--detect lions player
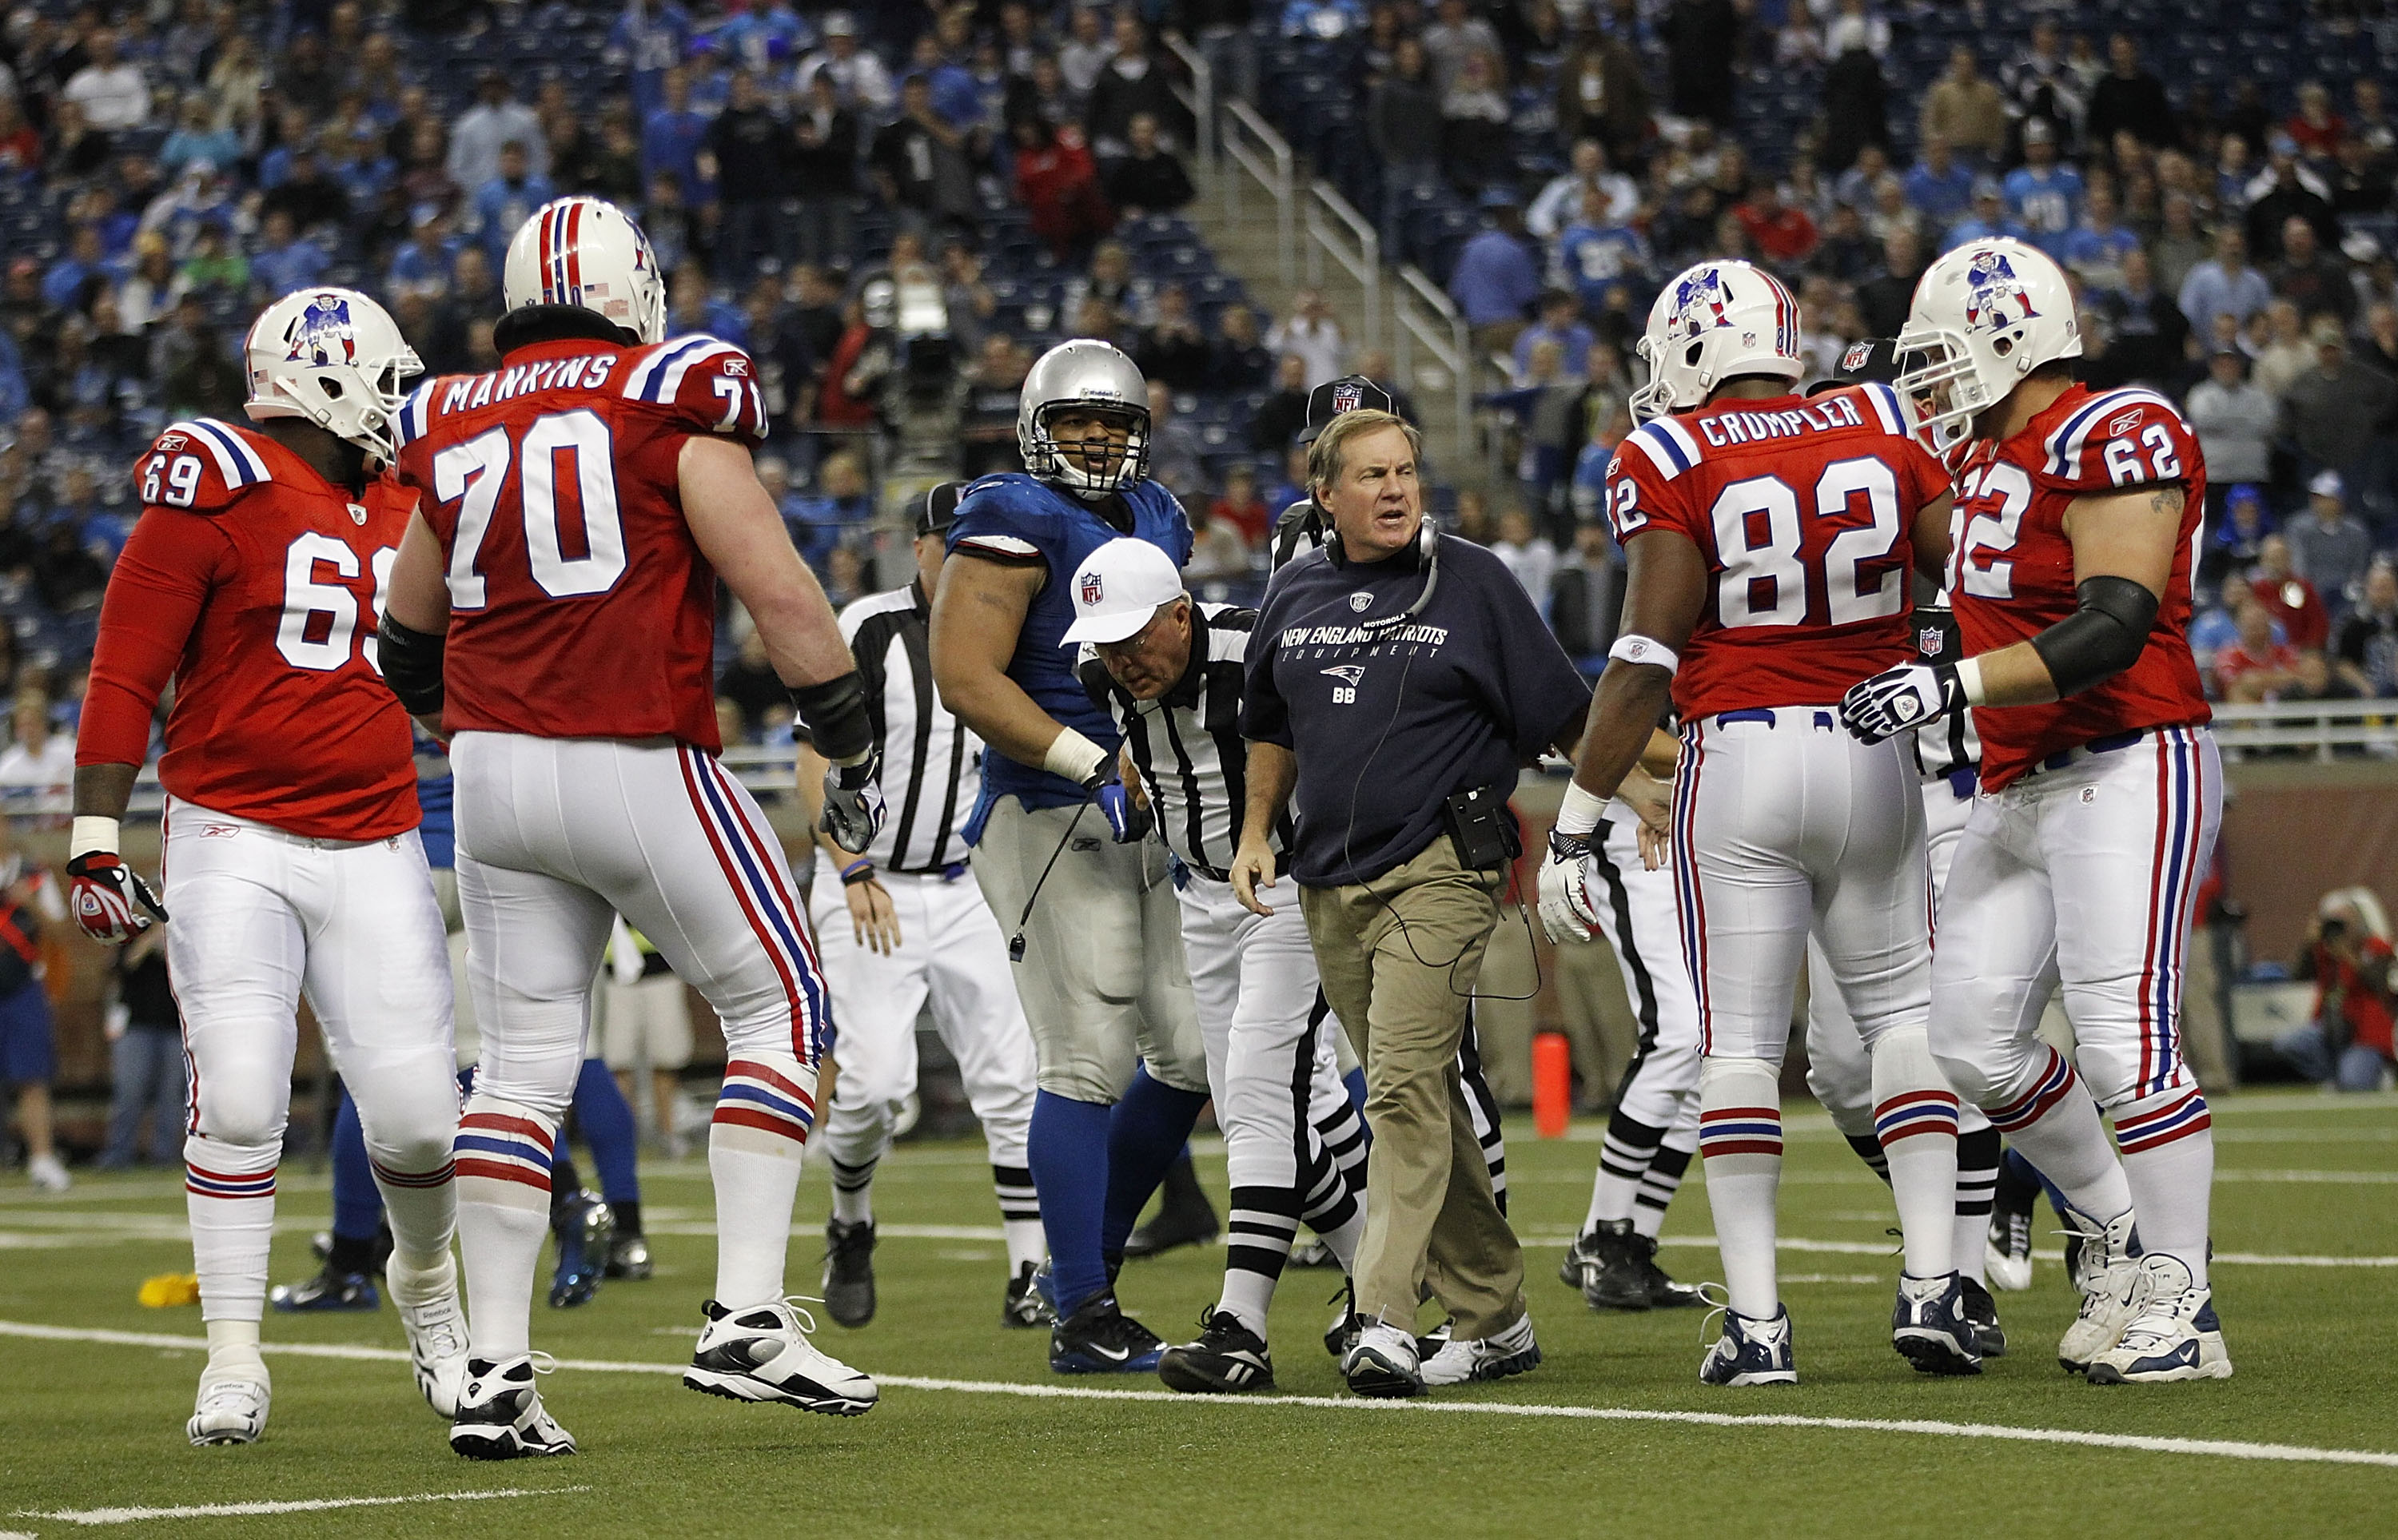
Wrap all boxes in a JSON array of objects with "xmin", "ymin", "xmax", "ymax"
[
  {"xmin": 381, "ymin": 197, "xmax": 882, "ymax": 1455},
  {"xmin": 928, "ymin": 341, "xmax": 1210, "ymax": 1374},
  {"xmin": 72, "ymin": 288, "xmax": 468, "ymax": 1446},
  {"xmin": 1542, "ymin": 261, "xmax": 1974, "ymax": 1385},
  {"xmin": 1843, "ymin": 238, "xmax": 2227, "ymax": 1383}
]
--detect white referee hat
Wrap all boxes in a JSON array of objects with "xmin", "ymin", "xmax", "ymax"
[{"xmin": 1059, "ymin": 537, "xmax": 1187, "ymax": 645}]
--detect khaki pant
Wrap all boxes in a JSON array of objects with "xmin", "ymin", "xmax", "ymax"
[{"xmin": 1300, "ymin": 838, "xmax": 1524, "ymax": 1339}]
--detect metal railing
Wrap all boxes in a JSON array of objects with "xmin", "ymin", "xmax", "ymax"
[
  {"xmin": 1393, "ymin": 262, "xmax": 1472, "ymax": 454},
  {"xmin": 1303, "ymin": 179, "xmax": 1380, "ymax": 355},
  {"xmin": 1161, "ymin": 33, "xmax": 1217, "ymax": 174},
  {"xmin": 1219, "ymin": 98, "xmax": 1295, "ymax": 285},
  {"xmin": 2209, "ymin": 699, "xmax": 2398, "ymax": 761}
]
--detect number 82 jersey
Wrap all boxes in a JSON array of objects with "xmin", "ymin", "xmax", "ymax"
[
  {"xmin": 78, "ymin": 418, "xmax": 420, "ymax": 840},
  {"xmin": 1604, "ymin": 382, "xmax": 1951, "ymax": 718},
  {"xmin": 1946, "ymin": 384, "xmax": 2209, "ymax": 789}
]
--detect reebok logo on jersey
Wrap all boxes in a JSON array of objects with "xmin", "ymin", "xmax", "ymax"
[{"xmin": 2109, "ymin": 411, "xmax": 2145, "ymax": 437}]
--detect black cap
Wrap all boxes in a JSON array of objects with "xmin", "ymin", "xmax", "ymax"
[
  {"xmin": 917, "ymin": 480, "xmax": 964, "ymax": 539},
  {"xmin": 1803, "ymin": 337, "xmax": 1900, "ymax": 397},
  {"xmin": 1297, "ymin": 374, "xmax": 1396, "ymax": 444}
]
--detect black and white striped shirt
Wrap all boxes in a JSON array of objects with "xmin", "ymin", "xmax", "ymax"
[
  {"xmin": 1268, "ymin": 497, "xmax": 1327, "ymax": 574},
  {"xmin": 1078, "ymin": 603, "xmax": 1291, "ymax": 880},
  {"xmin": 840, "ymin": 582, "xmax": 981, "ymax": 873}
]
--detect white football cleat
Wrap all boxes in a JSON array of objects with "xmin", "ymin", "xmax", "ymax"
[
  {"xmin": 2085, "ymin": 1253, "xmax": 2233, "ymax": 1384},
  {"xmin": 388, "ymin": 1255, "xmax": 472, "ymax": 1419},
  {"xmin": 1985, "ymin": 1208, "xmax": 2034, "ymax": 1292},
  {"xmin": 1419, "ymin": 1312, "xmax": 1541, "ymax": 1387},
  {"xmin": 187, "ymin": 1367, "xmax": 271, "ymax": 1446},
  {"xmin": 28, "ymin": 1152, "xmax": 70, "ymax": 1192},
  {"xmin": 448, "ymin": 1355, "xmax": 576, "ymax": 1459},
  {"xmin": 2057, "ymin": 1208, "xmax": 2143, "ymax": 1374},
  {"xmin": 1340, "ymin": 1321, "xmax": 1424, "ymax": 1398},
  {"xmin": 683, "ymin": 1299, "xmax": 878, "ymax": 1415}
]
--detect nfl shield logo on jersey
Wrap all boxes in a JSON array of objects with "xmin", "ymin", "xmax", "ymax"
[
  {"xmin": 1348, "ymin": 592, "xmax": 1372, "ymax": 612},
  {"xmin": 1962, "ymin": 251, "xmax": 2038, "ymax": 332},
  {"xmin": 1080, "ymin": 570, "xmax": 1105, "ymax": 606},
  {"xmin": 1918, "ymin": 625, "xmax": 1946, "ymax": 658},
  {"xmin": 285, "ymin": 293, "xmax": 360, "ymax": 365}
]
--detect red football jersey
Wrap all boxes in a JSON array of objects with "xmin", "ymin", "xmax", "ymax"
[
  {"xmin": 390, "ymin": 332, "xmax": 769, "ymax": 750},
  {"xmin": 1605, "ymin": 383, "xmax": 1950, "ymax": 718},
  {"xmin": 1948, "ymin": 384, "xmax": 2210, "ymax": 789},
  {"xmin": 78, "ymin": 419, "xmax": 420, "ymax": 840}
]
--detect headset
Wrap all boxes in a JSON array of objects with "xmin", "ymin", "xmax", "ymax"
[{"xmin": 1322, "ymin": 511, "xmax": 1443, "ymax": 632}]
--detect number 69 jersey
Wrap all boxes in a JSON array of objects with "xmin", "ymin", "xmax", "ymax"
[
  {"xmin": 1604, "ymin": 382, "xmax": 1950, "ymax": 717},
  {"xmin": 1945, "ymin": 384, "xmax": 2210, "ymax": 789},
  {"xmin": 389, "ymin": 332, "xmax": 768, "ymax": 750},
  {"xmin": 78, "ymin": 419, "xmax": 420, "ymax": 839}
]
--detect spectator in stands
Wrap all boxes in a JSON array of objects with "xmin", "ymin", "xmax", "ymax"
[
  {"xmin": 1734, "ymin": 177, "xmax": 1818, "ymax": 267},
  {"xmin": 783, "ymin": 448, "xmax": 871, "ymax": 579},
  {"xmin": 249, "ymin": 209, "xmax": 327, "ymax": 302},
  {"xmin": 2272, "ymin": 217, "xmax": 2356, "ymax": 327},
  {"xmin": 874, "ymin": 73, "xmax": 978, "ymax": 243},
  {"xmin": 2287, "ymin": 470, "xmax": 2374, "ymax": 609},
  {"xmin": 1086, "ymin": 14, "xmax": 1185, "ymax": 161},
  {"xmin": 1530, "ymin": 138, "xmax": 1639, "ymax": 244},
  {"xmin": 2283, "ymin": 320, "xmax": 2397, "ymax": 488},
  {"xmin": 1450, "ymin": 190, "xmax": 1544, "ymax": 353},
  {"xmin": 607, "ymin": 0, "xmax": 695, "ymax": 121},
  {"xmin": 1663, "ymin": 0, "xmax": 1738, "ymax": 128},
  {"xmin": 2002, "ymin": 18, "xmax": 2083, "ymax": 145},
  {"xmin": 1440, "ymin": 49, "xmax": 1512, "ymax": 193},
  {"xmin": 1209, "ymin": 461, "xmax": 1271, "ymax": 549},
  {"xmin": 1808, "ymin": 201, "xmax": 1876, "ymax": 285},
  {"xmin": 1553, "ymin": 32, "xmax": 1648, "ymax": 171},
  {"xmin": 62, "ymin": 27, "xmax": 149, "ymax": 133},
  {"xmin": 2083, "ymin": 32, "xmax": 2176, "ymax": 153},
  {"xmin": 1488, "ymin": 338, "xmax": 1580, "ymax": 519},
  {"xmin": 449, "ymin": 71, "xmax": 544, "ymax": 197},
  {"xmin": 1920, "ymin": 46, "xmax": 2007, "ymax": 165},
  {"xmin": 2198, "ymin": 483, "xmax": 2274, "ymax": 591},
  {"xmin": 2004, "ymin": 118, "xmax": 2081, "ymax": 254},
  {"xmin": 2277, "ymin": 889, "xmax": 2396, "ymax": 1092},
  {"xmin": 787, "ymin": 72, "xmax": 860, "ymax": 271},
  {"xmin": 1146, "ymin": 380, "xmax": 1206, "ymax": 497},
  {"xmin": 2251, "ymin": 532, "xmax": 2332, "ymax": 653},
  {"xmin": 0, "ymin": 685, "xmax": 70, "ymax": 789},
  {"xmin": 1942, "ymin": 177, "xmax": 2027, "ymax": 253},
  {"xmin": 2328, "ymin": 134, "xmax": 2393, "ymax": 220},
  {"xmin": 1210, "ymin": 302, "xmax": 1273, "ymax": 391},
  {"xmin": 0, "ymin": 826, "xmax": 67, "ymax": 1191},
  {"xmin": 2287, "ymin": 81, "xmax": 2348, "ymax": 161},
  {"xmin": 2353, "ymin": 78, "xmax": 2396, "ymax": 159},
  {"xmin": 1554, "ymin": 185, "xmax": 1650, "ymax": 315},
  {"xmin": 1250, "ymin": 352, "xmax": 1313, "ymax": 452},
  {"xmin": 1103, "ymin": 111, "xmax": 1195, "ymax": 218},
  {"xmin": 2150, "ymin": 193, "xmax": 2212, "ymax": 305},
  {"xmin": 1899, "ymin": 133, "xmax": 1974, "ymax": 228},
  {"xmin": 2187, "ymin": 349, "xmax": 2276, "ymax": 512},
  {"xmin": 1852, "ymin": 225, "xmax": 1922, "ymax": 339},
  {"xmin": 1818, "ymin": 6, "xmax": 1889, "ymax": 175},
  {"xmin": 1134, "ymin": 281, "xmax": 1211, "ymax": 392},
  {"xmin": 1267, "ymin": 289, "xmax": 1345, "ymax": 387},
  {"xmin": 469, "ymin": 141, "xmax": 555, "ymax": 269},
  {"xmin": 2245, "ymin": 139, "xmax": 2337, "ymax": 263},
  {"xmin": 157, "ymin": 94, "xmax": 236, "ymax": 178},
  {"xmin": 2213, "ymin": 589, "xmax": 2303, "ymax": 702},
  {"xmin": 2181, "ymin": 224, "xmax": 2274, "ymax": 339},
  {"xmin": 1491, "ymin": 503, "xmax": 1559, "ymax": 612},
  {"xmin": 2061, "ymin": 184, "xmax": 2138, "ymax": 292},
  {"xmin": 2334, "ymin": 559, "xmax": 2398, "ymax": 697},
  {"xmin": 157, "ymin": 299, "xmax": 241, "ymax": 418},
  {"xmin": 1368, "ymin": 37, "xmax": 1444, "ymax": 249},
  {"xmin": 258, "ymin": 146, "xmax": 352, "ymax": 240},
  {"xmin": 1011, "ymin": 112, "xmax": 1112, "ymax": 262},
  {"xmin": 641, "ymin": 66, "xmax": 711, "ymax": 204},
  {"xmin": 2250, "ymin": 300, "xmax": 2314, "ymax": 403},
  {"xmin": 710, "ymin": 70, "xmax": 788, "ymax": 284},
  {"xmin": 1058, "ymin": 4, "xmax": 1115, "ymax": 102},
  {"xmin": 797, "ymin": 11, "xmax": 894, "ymax": 114},
  {"xmin": 1513, "ymin": 289, "xmax": 1595, "ymax": 385},
  {"xmin": 1421, "ymin": 0, "xmax": 1501, "ymax": 97},
  {"xmin": 1186, "ymin": 498, "xmax": 1252, "ymax": 583},
  {"xmin": 959, "ymin": 332, "xmax": 1030, "ymax": 477}
]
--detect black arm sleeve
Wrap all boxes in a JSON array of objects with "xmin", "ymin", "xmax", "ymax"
[
  {"xmin": 791, "ymin": 671, "xmax": 874, "ymax": 762},
  {"xmin": 376, "ymin": 614, "xmax": 446, "ymax": 717},
  {"xmin": 2027, "ymin": 575, "xmax": 2160, "ymax": 698}
]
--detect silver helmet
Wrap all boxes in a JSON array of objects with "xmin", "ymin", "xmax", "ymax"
[{"xmin": 1016, "ymin": 339, "xmax": 1151, "ymax": 497}]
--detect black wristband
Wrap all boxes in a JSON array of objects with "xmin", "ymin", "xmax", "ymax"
[
  {"xmin": 377, "ymin": 613, "xmax": 446, "ymax": 717},
  {"xmin": 2028, "ymin": 575, "xmax": 2158, "ymax": 698},
  {"xmin": 839, "ymin": 858, "xmax": 876, "ymax": 886},
  {"xmin": 791, "ymin": 671, "xmax": 874, "ymax": 762}
]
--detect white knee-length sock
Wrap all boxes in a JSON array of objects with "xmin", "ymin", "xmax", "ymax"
[
  {"xmin": 452, "ymin": 1094, "xmax": 557, "ymax": 1363},
  {"xmin": 1698, "ymin": 1057, "xmax": 1783, "ymax": 1319},
  {"xmin": 1983, "ymin": 1045, "xmax": 2132, "ymax": 1224},
  {"xmin": 185, "ymin": 1136, "xmax": 277, "ymax": 1368},
  {"xmin": 710, "ymin": 1053, "xmax": 815, "ymax": 1309},
  {"xmin": 1870, "ymin": 1026, "xmax": 1959, "ymax": 1279},
  {"xmin": 2113, "ymin": 1083, "xmax": 2215, "ymax": 1287}
]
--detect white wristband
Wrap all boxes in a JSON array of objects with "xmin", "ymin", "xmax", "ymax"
[
  {"xmin": 1042, "ymin": 727, "xmax": 1109, "ymax": 786},
  {"xmin": 1607, "ymin": 634, "xmax": 1680, "ymax": 675},
  {"xmin": 1555, "ymin": 780, "xmax": 1609, "ymax": 838},
  {"xmin": 1956, "ymin": 655, "xmax": 1987, "ymax": 707},
  {"xmin": 71, "ymin": 817, "xmax": 121, "ymax": 858}
]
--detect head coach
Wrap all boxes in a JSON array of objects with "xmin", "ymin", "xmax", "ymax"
[{"xmin": 1229, "ymin": 409, "xmax": 1592, "ymax": 1396}]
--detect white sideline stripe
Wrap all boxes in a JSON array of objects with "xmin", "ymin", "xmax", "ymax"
[
  {"xmin": 9, "ymin": 1321, "xmax": 2398, "ymax": 1470},
  {"xmin": 18, "ymin": 1488, "xmax": 589, "ymax": 1526}
]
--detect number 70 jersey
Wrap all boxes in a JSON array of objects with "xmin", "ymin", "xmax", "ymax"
[
  {"xmin": 1604, "ymin": 383, "xmax": 1951, "ymax": 718},
  {"xmin": 391, "ymin": 332, "xmax": 768, "ymax": 751}
]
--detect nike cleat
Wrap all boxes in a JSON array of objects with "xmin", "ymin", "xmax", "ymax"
[
  {"xmin": 548, "ymin": 1190, "xmax": 611, "ymax": 1309},
  {"xmin": 822, "ymin": 1218, "xmax": 876, "ymax": 1327},
  {"xmin": 1958, "ymin": 1273, "xmax": 2007, "ymax": 1358},
  {"xmin": 604, "ymin": 1234, "xmax": 654, "ymax": 1280},
  {"xmin": 1158, "ymin": 1308, "xmax": 1276, "ymax": 1394},
  {"xmin": 1002, "ymin": 1263, "xmax": 1053, "ymax": 1329},
  {"xmin": 1699, "ymin": 1304, "xmax": 1798, "ymax": 1387},
  {"xmin": 1049, "ymin": 1291, "xmax": 1165, "ymax": 1375},
  {"xmin": 2086, "ymin": 1254, "xmax": 2233, "ymax": 1384},
  {"xmin": 1891, "ymin": 1272, "xmax": 1983, "ymax": 1376},
  {"xmin": 2057, "ymin": 1208, "xmax": 2143, "ymax": 1374},
  {"xmin": 1986, "ymin": 1208, "xmax": 2035, "ymax": 1293},
  {"xmin": 684, "ymin": 1299, "xmax": 878, "ymax": 1415}
]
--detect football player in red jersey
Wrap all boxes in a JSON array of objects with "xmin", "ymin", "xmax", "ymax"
[
  {"xmin": 70, "ymin": 288, "xmax": 468, "ymax": 1447},
  {"xmin": 378, "ymin": 197, "xmax": 884, "ymax": 1458},
  {"xmin": 1538, "ymin": 261, "xmax": 1977, "ymax": 1386},
  {"xmin": 1841, "ymin": 238, "xmax": 2228, "ymax": 1385}
]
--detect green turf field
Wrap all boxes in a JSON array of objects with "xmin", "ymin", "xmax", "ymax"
[{"xmin": 4, "ymin": 1090, "xmax": 2395, "ymax": 1538}]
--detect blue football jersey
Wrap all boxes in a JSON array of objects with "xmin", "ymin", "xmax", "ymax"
[{"xmin": 946, "ymin": 472, "xmax": 1193, "ymax": 822}]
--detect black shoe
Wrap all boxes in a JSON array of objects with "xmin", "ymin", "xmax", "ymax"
[
  {"xmin": 1120, "ymin": 1153, "xmax": 1221, "ymax": 1259},
  {"xmin": 548, "ymin": 1192, "xmax": 611, "ymax": 1308},
  {"xmin": 1323, "ymin": 1279, "xmax": 1361, "ymax": 1359},
  {"xmin": 822, "ymin": 1219, "xmax": 877, "ymax": 1328},
  {"xmin": 1575, "ymin": 1220, "xmax": 1654, "ymax": 1311},
  {"xmin": 269, "ymin": 1263, "xmax": 380, "ymax": 1312},
  {"xmin": 1158, "ymin": 1308, "xmax": 1276, "ymax": 1394},
  {"xmin": 1558, "ymin": 1231, "xmax": 1602, "ymax": 1291},
  {"xmin": 1958, "ymin": 1273, "xmax": 2007, "ymax": 1357},
  {"xmin": 1049, "ymin": 1291, "xmax": 1165, "ymax": 1374},
  {"xmin": 603, "ymin": 1234, "xmax": 654, "ymax": 1280},
  {"xmin": 1002, "ymin": 1263, "xmax": 1054, "ymax": 1329},
  {"xmin": 1634, "ymin": 1232, "xmax": 1706, "ymax": 1308}
]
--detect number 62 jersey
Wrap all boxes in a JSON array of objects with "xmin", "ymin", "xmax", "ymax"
[
  {"xmin": 78, "ymin": 418, "xmax": 420, "ymax": 840},
  {"xmin": 1944, "ymin": 384, "xmax": 2209, "ymax": 790}
]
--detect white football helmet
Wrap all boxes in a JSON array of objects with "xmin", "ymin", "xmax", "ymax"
[
  {"xmin": 1017, "ymin": 339, "xmax": 1151, "ymax": 496},
  {"xmin": 1630, "ymin": 260, "xmax": 1804, "ymax": 421},
  {"xmin": 243, "ymin": 287, "xmax": 422, "ymax": 465},
  {"xmin": 502, "ymin": 196, "xmax": 667, "ymax": 345},
  {"xmin": 1895, "ymin": 237, "xmax": 2081, "ymax": 452}
]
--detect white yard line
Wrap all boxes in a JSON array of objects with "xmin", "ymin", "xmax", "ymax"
[
  {"xmin": 6, "ymin": 1320, "xmax": 2396, "ymax": 1472},
  {"xmin": 17, "ymin": 1488, "xmax": 589, "ymax": 1526}
]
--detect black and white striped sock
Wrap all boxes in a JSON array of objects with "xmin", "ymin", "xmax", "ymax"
[
  {"xmin": 1631, "ymin": 1142, "xmax": 1694, "ymax": 1240},
  {"xmin": 1221, "ymin": 1187, "xmax": 1302, "ymax": 1334},
  {"xmin": 992, "ymin": 1162, "xmax": 1044, "ymax": 1275},
  {"xmin": 1584, "ymin": 1112, "xmax": 1667, "ymax": 1232},
  {"xmin": 1846, "ymin": 1132, "xmax": 1892, "ymax": 1184},
  {"xmin": 1953, "ymin": 1127, "xmax": 2000, "ymax": 1285},
  {"xmin": 829, "ymin": 1155, "xmax": 876, "ymax": 1226}
]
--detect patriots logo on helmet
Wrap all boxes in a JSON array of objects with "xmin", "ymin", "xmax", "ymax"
[
  {"xmin": 1671, "ymin": 267, "xmax": 1732, "ymax": 332},
  {"xmin": 1962, "ymin": 251, "xmax": 2038, "ymax": 332},
  {"xmin": 1331, "ymin": 382, "xmax": 1364, "ymax": 412},
  {"xmin": 1080, "ymin": 571, "xmax": 1105, "ymax": 605},
  {"xmin": 285, "ymin": 293, "xmax": 359, "ymax": 364}
]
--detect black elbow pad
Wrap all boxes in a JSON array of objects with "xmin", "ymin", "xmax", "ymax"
[
  {"xmin": 2028, "ymin": 575, "xmax": 2159, "ymax": 698},
  {"xmin": 791, "ymin": 671, "xmax": 874, "ymax": 762},
  {"xmin": 376, "ymin": 614, "xmax": 446, "ymax": 717}
]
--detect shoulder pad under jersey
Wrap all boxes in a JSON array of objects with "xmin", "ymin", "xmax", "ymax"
[{"xmin": 134, "ymin": 420, "xmax": 274, "ymax": 515}]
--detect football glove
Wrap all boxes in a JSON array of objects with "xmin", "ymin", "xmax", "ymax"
[
  {"xmin": 1535, "ymin": 829, "xmax": 1603, "ymax": 945},
  {"xmin": 1839, "ymin": 662, "xmax": 1966, "ymax": 746},
  {"xmin": 1093, "ymin": 770, "xmax": 1153, "ymax": 845},
  {"xmin": 819, "ymin": 752, "xmax": 887, "ymax": 854},
  {"xmin": 66, "ymin": 850, "xmax": 168, "ymax": 944}
]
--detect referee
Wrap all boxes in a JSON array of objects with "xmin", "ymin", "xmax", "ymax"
[
  {"xmin": 1234, "ymin": 408, "xmax": 1592, "ymax": 1398},
  {"xmin": 799, "ymin": 482, "xmax": 1046, "ymax": 1334},
  {"xmin": 1062, "ymin": 536, "xmax": 1370, "ymax": 1395}
]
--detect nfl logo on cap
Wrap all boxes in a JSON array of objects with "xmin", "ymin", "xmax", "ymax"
[
  {"xmin": 1842, "ymin": 341, "xmax": 1874, "ymax": 374},
  {"xmin": 1331, "ymin": 381, "xmax": 1364, "ymax": 412},
  {"xmin": 1081, "ymin": 571, "xmax": 1105, "ymax": 605}
]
